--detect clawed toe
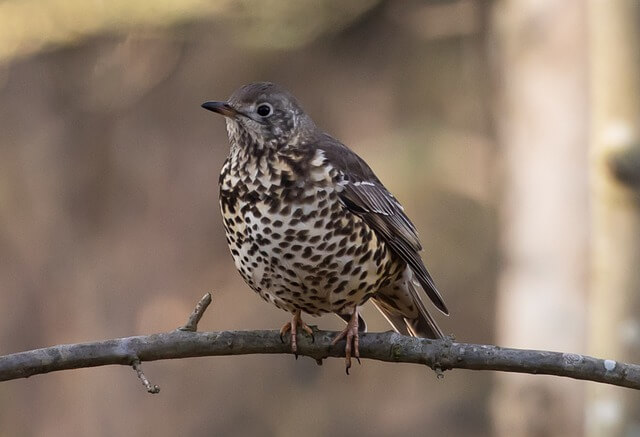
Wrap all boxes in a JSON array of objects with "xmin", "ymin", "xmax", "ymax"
[
  {"xmin": 332, "ymin": 309, "xmax": 361, "ymax": 374},
  {"xmin": 280, "ymin": 310, "xmax": 314, "ymax": 356}
]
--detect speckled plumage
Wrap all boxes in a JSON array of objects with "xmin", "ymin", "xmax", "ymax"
[{"xmin": 203, "ymin": 82, "xmax": 448, "ymax": 367}]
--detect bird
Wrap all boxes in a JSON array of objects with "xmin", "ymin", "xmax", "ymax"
[{"xmin": 202, "ymin": 82, "xmax": 448, "ymax": 372}]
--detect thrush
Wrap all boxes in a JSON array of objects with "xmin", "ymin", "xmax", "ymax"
[{"xmin": 202, "ymin": 82, "xmax": 449, "ymax": 372}]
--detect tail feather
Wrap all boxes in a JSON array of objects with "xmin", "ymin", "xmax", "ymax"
[
  {"xmin": 370, "ymin": 275, "xmax": 445, "ymax": 339},
  {"xmin": 404, "ymin": 280, "xmax": 444, "ymax": 338},
  {"xmin": 372, "ymin": 303, "xmax": 444, "ymax": 339},
  {"xmin": 404, "ymin": 307, "xmax": 444, "ymax": 339},
  {"xmin": 370, "ymin": 299, "xmax": 412, "ymax": 337}
]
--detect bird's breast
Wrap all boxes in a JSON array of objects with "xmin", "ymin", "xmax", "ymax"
[{"xmin": 218, "ymin": 148, "xmax": 395, "ymax": 315}]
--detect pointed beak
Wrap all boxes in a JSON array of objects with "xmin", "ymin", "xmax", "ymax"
[{"xmin": 201, "ymin": 101, "xmax": 238, "ymax": 118}]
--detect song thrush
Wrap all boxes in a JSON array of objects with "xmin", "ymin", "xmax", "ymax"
[{"xmin": 202, "ymin": 82, "xmax": 449, "ymax": 373}]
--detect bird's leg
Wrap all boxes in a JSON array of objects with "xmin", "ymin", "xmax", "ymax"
[
  {"xmin": 279, "ymin": 309, "xmax": 314, "ymax": 358},
  {"xmin": 331, "ymin": 308, "xmax": 360, "ymax": 374}
]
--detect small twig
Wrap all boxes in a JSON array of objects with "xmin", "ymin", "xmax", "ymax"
[
  {"xmin": 178, "ymin": 292, "xmax": 212, "ymax": 332},
  {"xmin": 131, "ymin": 358, "xmax": 160, "ymax": 394}
]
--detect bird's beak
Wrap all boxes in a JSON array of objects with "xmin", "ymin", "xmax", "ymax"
[{"xmin": 201, "ymin": 101, "xmax": 238, "ymax": 118}]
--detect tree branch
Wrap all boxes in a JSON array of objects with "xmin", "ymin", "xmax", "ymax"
[
  {"xmin": 131, "ymin": 358, "xmax": 160, "ymax": 394},
  {"xmin": 178, "ymin": 293, "xmax": 212, "ymax": 332},
  {"xmin": 1, "ymin": 293, "xmax": 639, "ymax": 391},
  {"xmin": 1, "ymin": 329, "xmax": 639, "ymax": 390}
]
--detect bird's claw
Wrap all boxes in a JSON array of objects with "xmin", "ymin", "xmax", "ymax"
[
  {"xmin": 279, "ymin": 322, "xmax": 291, "ymax": 345},
  {"xmin": 279, "ymin": 311, "xmax": 313, "ymax": 358},
  {"xmin": 332, "ymin": 310, "xmax": 360, "ymax": 374}
]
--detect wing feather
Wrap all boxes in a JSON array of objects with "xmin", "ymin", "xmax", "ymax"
[{"xmin": 317, "ymin": 134, "xmax": 449, "ymax": 315}]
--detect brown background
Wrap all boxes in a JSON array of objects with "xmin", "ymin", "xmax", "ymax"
[{"xmin": 4, "ymin": 1, "xmax": 635, "ymax": 436}]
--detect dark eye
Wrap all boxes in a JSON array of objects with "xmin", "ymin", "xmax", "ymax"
[{"xmin": 256, "ymin": 104, "xmax": 272, "ymax": 117}]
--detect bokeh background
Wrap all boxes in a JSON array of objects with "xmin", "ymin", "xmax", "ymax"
[{"xmin": 1, "ymin": 1, "xmax": 639, "ymax": 436}]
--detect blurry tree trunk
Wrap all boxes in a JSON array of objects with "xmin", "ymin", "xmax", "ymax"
[
  {"xmin": 489, "ymin": 1, "xmax": 589, "ymax": 436},
  {"xmin": 587, "ymin": 1, "xmax": 640, "ymax": 435}
]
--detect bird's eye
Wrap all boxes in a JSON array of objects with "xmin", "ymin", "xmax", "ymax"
[{"xmin": 256, "ymin": 103, "xmax": 272, "ymax": 117}]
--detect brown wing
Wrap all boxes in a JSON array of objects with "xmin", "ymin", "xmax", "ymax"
[{"xmin": 316, "ymin": 133, "xmax": 449, "ymax": 315}]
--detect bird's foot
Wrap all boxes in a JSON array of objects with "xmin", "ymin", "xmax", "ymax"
[
  {"xmin": 332, "ymin": 309, "xmax": 360, "ymax": 374},
  {"xmin": 279, "ymin": 310, "xmax": 314, "ymax": 358}
]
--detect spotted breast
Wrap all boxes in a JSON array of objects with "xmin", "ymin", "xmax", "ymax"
[{"xmin": 219, "ymin": 145, "xmax": 403, "ymax": 318}]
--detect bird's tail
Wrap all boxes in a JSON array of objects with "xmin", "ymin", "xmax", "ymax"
[
  {"xmin": 371, "ymin": 280, "xmax": 444, "ymax": 339},
  {"xmin": 405, "ymin": 280, "xmax": 444, "ymax": 338}
]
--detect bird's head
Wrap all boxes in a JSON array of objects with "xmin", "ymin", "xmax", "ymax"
[{"xmin": 202, "ymin": 82, "xmax": 316, "ymax": 149}]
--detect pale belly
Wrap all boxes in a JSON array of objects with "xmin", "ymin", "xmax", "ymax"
[{"xmin": 221, "ymin": 190, "xmax": 397, "ymax": 315}]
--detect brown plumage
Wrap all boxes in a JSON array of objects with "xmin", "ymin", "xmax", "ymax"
[{"xmin": 202, "ymin": 82, "xmax": 448, "ymax": 371}]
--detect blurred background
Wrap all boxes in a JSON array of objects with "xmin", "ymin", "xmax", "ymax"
[{"xmin": 1, "ymin": 0, "xmax": 639, "ymax": 436}]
